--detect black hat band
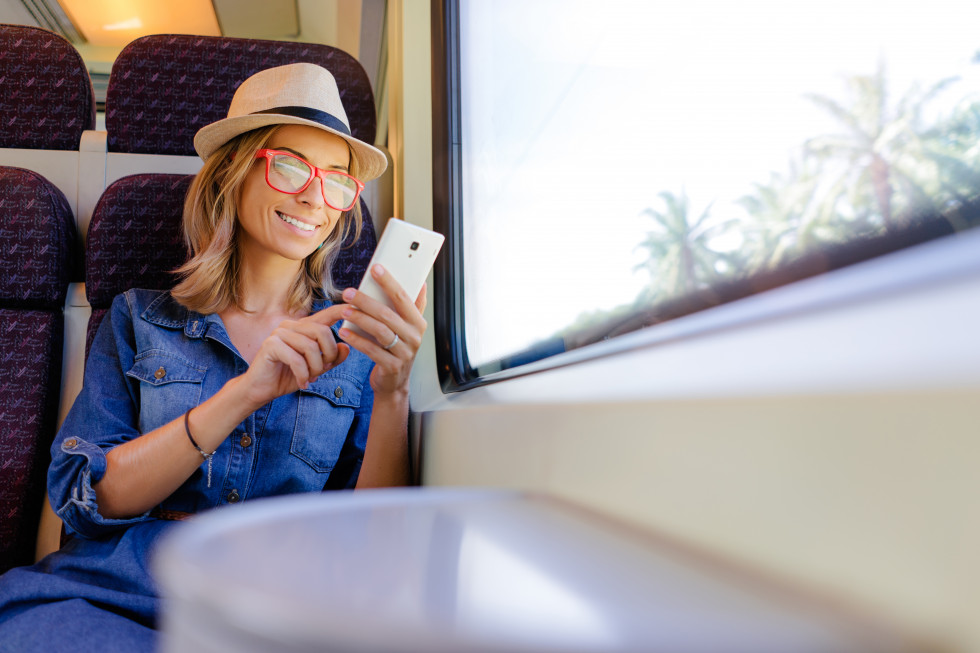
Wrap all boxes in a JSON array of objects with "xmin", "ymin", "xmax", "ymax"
[{"xmin": 252, "ymin": 106, "xmax": 351, "ymax": 137}]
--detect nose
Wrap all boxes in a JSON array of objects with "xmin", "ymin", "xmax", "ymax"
[{"xmin": 297, "ymin": 175, "xmax": 326, "ymax": 208}]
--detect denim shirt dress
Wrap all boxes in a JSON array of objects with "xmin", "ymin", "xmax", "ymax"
[{"xmin": 0, "ymin": 289, "xmax": 374, "ymax": 650}]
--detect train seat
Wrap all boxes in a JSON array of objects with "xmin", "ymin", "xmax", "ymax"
[
  {"xmin": 84, "ymin": 174, "xmax": 193, "ymax": 356},
  {"xmin": 0, "ymin": 23, "xmax": 96, "ymax": 250},
  {"xmin": 106, "ymin": 33, "xmax": 377, "ymax": 158},
  {"xmin": 0, "ymin": 166, "xmax": 76, "ymax": 573},
  {"xmin": 0, "ymin": 24, "xmax": 95, "ymax": 152},
  {"xmin": 84, "ymin": 173, "xmax": 378, "ymax": 354},
  {"xmin": 0, "ymin": 24, "xmax": 98, "ymax": 563}
]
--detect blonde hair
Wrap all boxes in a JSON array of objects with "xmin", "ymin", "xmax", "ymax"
[{"xmin": 171, "ymin": 126, "xmax": 363, "ymax": 315}]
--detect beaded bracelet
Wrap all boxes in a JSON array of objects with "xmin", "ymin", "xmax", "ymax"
[{"xmin": 184, "ymin": 408, "xmax": 214, "ymax": 488}]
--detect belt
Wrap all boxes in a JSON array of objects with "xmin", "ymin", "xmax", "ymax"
[{"xmin": 150, "ymin": 508, "xmax": 194, "ymax": 521}]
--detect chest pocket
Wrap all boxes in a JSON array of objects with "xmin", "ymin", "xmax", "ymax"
[
  {"xmin": 291, "ymin": 375, "xmax": 363, "ymax": 473},
  {"xmin": 127, "ymin": 351, "xmax": 207, "ymax": 434}
]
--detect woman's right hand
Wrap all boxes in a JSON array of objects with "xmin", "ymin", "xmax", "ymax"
[{"xmin": 240, "ymin": 305, "xmax": 350, "ymax": 408}]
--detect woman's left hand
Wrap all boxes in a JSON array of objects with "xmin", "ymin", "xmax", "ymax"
[{"xmin": 338, "ymin": 264, "xmax": 427, "ymax": 396}]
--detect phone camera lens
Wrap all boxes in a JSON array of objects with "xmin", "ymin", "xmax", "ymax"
[{"xmin": 410, "ymin": 241, "xmax": 420, "ymax": 251}]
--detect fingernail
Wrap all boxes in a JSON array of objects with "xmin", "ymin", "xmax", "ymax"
[
  {"xmin": 373, "ymin": 264, "xmax": 385, "ymax": 276},
  {"xmin": 343, "ymin": 288, "xmax": 356, "ymax": 301},
  {"xmin": 342, "ymin": 308, "xmax": 352, "ymax": 318},
  {"xmin": 339, "ymin": 328, "xmax": 351, "ymax": 338}
]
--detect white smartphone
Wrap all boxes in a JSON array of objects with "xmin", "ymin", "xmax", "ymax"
[{"xmin": 340, "ymin": 218, "xmax": 445, "ymax": 342}]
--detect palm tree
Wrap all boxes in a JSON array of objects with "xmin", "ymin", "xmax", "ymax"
[
  {"xmin": 803, "ymin": 61, "xmax": 960, "ymax": 232},
  {"xmin": 738, "ymin": 147, "xmax": 896, "ymax": 270},
  {"xmin": 635, "ymin": 190, "xmax": 736, "ymax": 300},
  {"xmin": 737, "ymin": 156, "xmax": 839, "ymax": 270},
  {"xmin": 923, "ymin": 100, "xmax": 980, "ymax": 201}
]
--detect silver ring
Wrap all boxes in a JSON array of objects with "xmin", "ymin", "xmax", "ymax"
[{"xmin": 383, "ymin": 333, "xmax": 400, "ymax": 350}]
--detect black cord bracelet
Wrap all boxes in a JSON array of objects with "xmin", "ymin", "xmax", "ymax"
[{"xmin": 184, "ymin": 409, "xmax": 214, "ymax": 488}]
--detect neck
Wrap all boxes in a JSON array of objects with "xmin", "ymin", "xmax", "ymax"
[{"xmin": 235, "ymin": 248, "xmax": 306, "ymax": 317}]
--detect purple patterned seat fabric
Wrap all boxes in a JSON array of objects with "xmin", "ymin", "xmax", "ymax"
[
  {"xmin": 106, "ymin": 34, "xmax": 377, "ymax": 156},
  {"xmin": 0, "ymin": 24, "xmax": 95, "ymax": 150},
  {"xmin": 84, "ymin": 174, "xmax": 192, "ymax": 356},
  {"xmin": 0, "ymin": 168, "xmax": 77, "ymax": 306},
  {"xmin": 85, "ymin": 174, "xmax": 377, "ymax": 356},
  {"xmin": 0, "ymin": 167, "xmax": 76, "ymax": 573}
]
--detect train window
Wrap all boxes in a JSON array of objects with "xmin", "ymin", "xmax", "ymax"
[{"xmin": 432, "ymin": 0, "xmax": 980, "ymax": 388}]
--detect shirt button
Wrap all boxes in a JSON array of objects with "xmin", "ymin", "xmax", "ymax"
[
  {"xmin": 64, "ymin": 438, "xmax": 78, "ymax": 449},
  {"xmin": 334, "ymin": 386, "xmax": 343, "ymax": 398},
  {"xmin": 154, "ymin": 367, "xmax": 166, "ymax": 379},
  {"xmin": 227, "ymin": 489, "xmax": 240, "ymax": 503},
  {"xmin": 240, "ymin": 434, "xmax": 252, "ymax": 448}
]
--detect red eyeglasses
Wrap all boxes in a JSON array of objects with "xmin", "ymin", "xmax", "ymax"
[{"xmin": 254, "ymin": 149, "xmax": 364, "ymax": 212}]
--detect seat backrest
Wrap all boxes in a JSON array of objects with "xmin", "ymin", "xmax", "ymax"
[
  {"xmin": 0, "ymin": 24, "xmax": 95, "ymax": 150},
  {"xmin": 105, "ymin": 34, "xmax": 377, "ymax": 156},
  {"xmin": 84, "ymin": 174, "xmax": 192, "ymax": 355},
  {"xmin": 85, "ymin": 174, "xmax": 377, "ymax": 356},
  {"xmin": 0, "ymin": 166, "xmax": 76, "ymax": 573}
]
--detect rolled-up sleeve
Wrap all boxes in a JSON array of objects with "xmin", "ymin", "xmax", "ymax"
[{"xmin": 49, "ymin": 293, "xmax": 151, "ymax": 538}]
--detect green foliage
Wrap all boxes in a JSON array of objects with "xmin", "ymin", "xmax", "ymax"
[
  {"xmin": 633, "ymin": 190, "xmax": 741, "ymax": 301},
  {"xmin": 801, "ymin": 62, "xmax": 963, "ymax": 233}
]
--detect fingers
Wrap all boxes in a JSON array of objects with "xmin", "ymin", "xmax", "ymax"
[
  {"xmin": 338, "ymin": 267, "xmax": 427, "ymax": 345},
  {"xmin": 307, "ymin": 303, "xmax": 349, "ymax": 327},
  {"xmin": 339, "ymin": 302, "xmax": 422, "ymax": 354},
  {"xmin": 243, "ymin": 307, "xmax": 357, "ymax": 406},
  {"xmin": 331, "ymin": 342, "xmax": 351, "ymax": 368},
  {"xmin": 340, "ymin": 315, "xmax": 411, "ymax": 358},
  {"xmin": 259, "ymin": 334, "xmax": 316, "ymax": 390},
  {"xmin": 266, "ymin": 315, "xmax": 349, "ymax": 387},
  {"xmin": 352, "ymin": 265, "xmax": 427, "ymax": 330},
  {"xmin": 333, "ymin": 268, "xmax": 430, "ymax": 395},
  {"xmin": 278, "ymin": 320, "xmax": 334, "ymax": 364},
  {"xmin": 337, "ymin": 320, "xmax": 394, "ymax": 360}
]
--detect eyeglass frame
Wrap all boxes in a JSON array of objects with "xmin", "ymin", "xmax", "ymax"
[{"xmin": 253, "ymin": 148, "xmax": 365, "ymax": 212}]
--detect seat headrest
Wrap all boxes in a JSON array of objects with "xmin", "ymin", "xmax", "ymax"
[
  {"xmin": 106, "ymin": 34, "xmax": 377, "ymax": 156},
  {"xmin": 0, "ymin": 24, "xmax": 95, "ymax": 150}
]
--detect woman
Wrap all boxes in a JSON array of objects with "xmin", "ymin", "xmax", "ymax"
[{"xmin": 0, "ymin": 63, "xmax": 424, "ymax": 651}]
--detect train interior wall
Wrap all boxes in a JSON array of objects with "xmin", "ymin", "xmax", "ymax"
[{"xmin": 389, "ymin": 4, "xmax": 980, "ymax": 651}]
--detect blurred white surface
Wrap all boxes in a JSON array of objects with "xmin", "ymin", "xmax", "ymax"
[{"xmin": 154, "ymin": 488, "xmax": 911, "ymax": 652}]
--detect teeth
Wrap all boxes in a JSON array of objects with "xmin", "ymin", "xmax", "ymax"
[{"xmin": 278, "ymin": 212, "xmax": 316, "ymax": 232}]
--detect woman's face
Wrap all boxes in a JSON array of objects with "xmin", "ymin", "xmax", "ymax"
[{"xmin": 236, "ymin": 124, "xmax": 352, "ymax": 266}]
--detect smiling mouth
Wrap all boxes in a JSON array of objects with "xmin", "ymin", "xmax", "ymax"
[{"xmin": 277, "ymin": 211, "xmax": 317, "ymax": 232}]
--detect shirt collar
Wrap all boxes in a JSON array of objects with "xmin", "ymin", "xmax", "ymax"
[{"xmin": 139, "ymin": 291, "xmax": 204, "ymax": 336}]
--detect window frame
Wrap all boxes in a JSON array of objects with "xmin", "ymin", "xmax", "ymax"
[{"xmin": 431, "ymin": 0, "xmax": 472, "ymax": 391}]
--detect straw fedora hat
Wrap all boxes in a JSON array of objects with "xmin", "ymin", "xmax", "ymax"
[{"xmin": 193, "ymin": 63, "xmax": 388, "ymax": 181}]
